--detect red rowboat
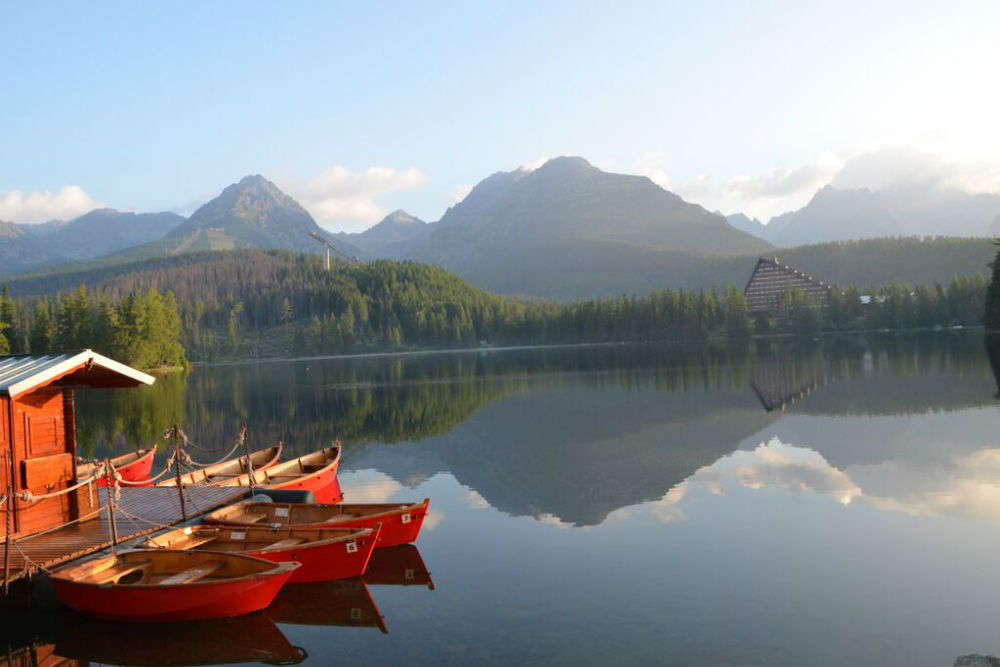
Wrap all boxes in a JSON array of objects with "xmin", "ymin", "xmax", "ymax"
[
  {"xmin": 206, "ymin": 445, "xmax": 342, "ymax": 502},
  {"xmin": 267, "ymin": 578, "xmax": 388, "ymax": 633},
  {"xmin": 78, "ymin": 448, "xmax": 155, "ymax": 488},
  {"xmin": 156, "ymin": 444, "xmax": 283, "ymax": 488},
  {"xmin": 141, "ymin": 523, "xmax": 380, "ymax": 583},
  {"xmin": 50, "ymin": 550, "xmax": 299, "ymax": 622},
  {"xmin": 364, "ymin": 544, "xmax": 435, "ymax": 590},
  {"xmin": 204, "ymin": 498, "xmax": 431, "ymax": 548}
]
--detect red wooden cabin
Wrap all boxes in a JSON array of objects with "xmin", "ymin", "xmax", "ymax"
[{"xmin": 0, "ymin": 350, "xmax": 154, "ymax": 538}]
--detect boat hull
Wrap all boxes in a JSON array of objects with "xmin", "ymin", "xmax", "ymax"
[
  {"xmin": 88, "ymin": 448, "xmax": 156, "ymax": 488},
  {"xmin": 244, "ymin": 527, "xmax": 378, "ymax": 583},
  {"xmin": 52, "ymin": 573, "xmax": 293, "ymax": 621},
  {"xmin": 205, "ymin": 499, "xmax": 430, "ymax": 548},
  {"xmin": 50, "ymin": 552, "xmax": 298, "ymax": 622}
]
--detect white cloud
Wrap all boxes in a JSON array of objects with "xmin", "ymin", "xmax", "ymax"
[
  {"xmin": 465, "ymin": 489, "xmax": 490, "ymax": 509},
  {"xmin": 449, "ymin": 184, "xmax": 473, "ymax": 203},
  {"xmin": 725, "ymin": 154, "xmax": 844, "ymax": 203},
  {"xmin": 283, "ymin": 165, "xmax": 428, "ymax": 232},
  {"xmin": 0, "ymin": 185, "xmax": 103, "ymax": 223},
  {"xmin": 831, "ymin": 146, "xmax": 1000, "ymax": 194}
]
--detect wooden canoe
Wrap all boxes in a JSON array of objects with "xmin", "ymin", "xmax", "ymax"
[
  {"xmin": 205, "ymin": 445, "xmax": 342, "ymax": 502},
  {"xmin": 267, "ymin": 578, "xmax": 388, "ymax": 633},
  {"xmin": 141, "ymin": 523, "xmax": 380, "ymax": 583},
  {"xmin": 78, "ymin": 448, "xmax": 155, "ymax": 488},
  {"xmin": 156, "ymin": 443, "xmax": 283, "ymax": 488},
  {"xmin": 204, "ymin": 498, "xmax": 430, "ymax": 548},
  {"xmin": 50, "ymin": 550, "xmax": 299, "ymax": 622},
  {"xmin": 364, "ymin": 544, "xmax": 435, "ymax": 590}
]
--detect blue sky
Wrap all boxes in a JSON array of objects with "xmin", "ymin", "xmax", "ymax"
[{"xmin": 2, "ymin": 1, "xmax": 998, "ymax": 230}]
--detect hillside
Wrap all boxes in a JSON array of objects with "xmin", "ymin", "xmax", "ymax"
[
  {"xmin": 100, "ymin": 175, "xmax": 361, "ymax": 262},
  {"xmin": 346, "ymin": 157, "xmax": 773, "ymax": 290},
  {"xmin": 29, "ymin": 208, "xmax": 184, "ymax": 260},
  {"xmin": 338, "ymin": 209, "xmax": 430, "ymax": 257},
  {"xmin": 758, "ymin": 184, "xmax": 1000, "ymax": 246}
]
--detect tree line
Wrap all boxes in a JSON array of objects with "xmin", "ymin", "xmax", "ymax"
[
  {"xmin": 0, "ymin": 250, "xmax": 990, "ymax": 364},
  {"xmin": 0, "ymin": 285, "xmax": 186, "ymax": 369}
]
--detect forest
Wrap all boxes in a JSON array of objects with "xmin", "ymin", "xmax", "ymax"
[
  {"xmin": 0, "ymin": 285, "xmax": 186, "ymax": 369},
  {"xmin": 0, "ymin": 249, "xmax": 991, "ymax": 363}
]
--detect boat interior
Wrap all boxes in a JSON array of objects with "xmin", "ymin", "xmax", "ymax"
[
  {"xmin": 53, "ymin": 550, "xmax": 283, "ymax": 586},
  {"xmin": 143, "ymin": 525, "xmax": 373, "ymax": 552},
  {"xmin": 209, "ymin": 500, "xmax": 424, "ymax": 525}
]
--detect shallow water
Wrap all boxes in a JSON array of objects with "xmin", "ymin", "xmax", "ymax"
[{"xmin": 6, "ymin": 333, "xmax": 1000, "ymax": 666}]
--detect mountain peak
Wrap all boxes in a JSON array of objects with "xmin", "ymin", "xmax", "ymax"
[
  {"xmin": 382, "ymin": 209, "xmax": 424, "ymax": 225},
  {"xmin": 533, "ymin": 156, "xmax": 596, "ymax": 175}
]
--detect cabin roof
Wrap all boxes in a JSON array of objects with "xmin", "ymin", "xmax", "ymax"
[{"xmin": 0, "ymin": 350, "xmax": 155, "ymax": 398}]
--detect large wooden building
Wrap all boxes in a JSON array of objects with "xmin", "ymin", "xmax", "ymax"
[
  {"xmin": 0, "ymin": 351, "xmax": 154, "ymax": 538},
  {"xmin": 743, "ymin": 257, "xmax": 832, "ymax": 314}
]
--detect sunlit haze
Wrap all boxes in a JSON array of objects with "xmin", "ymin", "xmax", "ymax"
[{"xmin": 2, "ymin": 2, "xmax": 998, "ymax": 230}]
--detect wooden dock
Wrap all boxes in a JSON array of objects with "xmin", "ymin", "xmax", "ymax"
[{"xmin": 3, "ymin": 486, "xmax": 248, "ymax": 583}]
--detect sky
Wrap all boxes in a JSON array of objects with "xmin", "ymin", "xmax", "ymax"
[{"xmin": 2, "ymin": 1, "xmax": 999, "ymax": 231}]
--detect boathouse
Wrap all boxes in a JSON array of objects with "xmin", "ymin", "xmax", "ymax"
[
  {"xmin": 743, "ymin": 257, "xmax": 832, "ymax": 314},
  {"xmin": 0, "ymin": 351, "xmax": 154, "ymax": 538}
]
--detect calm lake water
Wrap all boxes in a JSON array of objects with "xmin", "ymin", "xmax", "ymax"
[{"xmin": 6, "ymin": 333, "xmax": 1000, "ymax": 666}]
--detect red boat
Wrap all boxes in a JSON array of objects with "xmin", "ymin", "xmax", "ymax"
[
  {"xmin": 77, "ymin": 448, "xmax": 156, "ymax": 488},
  {"xmin": 204, "ymin": 498, "xmax": 431, "ymax": 548},
  {"xmin": 210, "ymin": 445, "xmax": 342, "ymax": 502},
  {"xmin": 364, "ymin": 544, "xmax": 435, "ymax": 589},
  {"xmin": 156, "ymin": 443, "xmax": 283, "ymax": 488},
  {"xmin": 50, "ymin": 550, "xmax": 299, "ymax": 622},
  {"xmin": 141, "ymin": 523, "xmax": 380, "ymax": 583}
]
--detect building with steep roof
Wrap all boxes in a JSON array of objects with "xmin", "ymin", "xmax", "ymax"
[{"xmin": 744, "ymin": 257, "xmax": 832, "ymax": 314}]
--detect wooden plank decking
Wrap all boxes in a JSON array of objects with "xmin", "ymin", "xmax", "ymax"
[{"xmin": 3, "ymin": 486, "xmax": 248, "ymax": 583}]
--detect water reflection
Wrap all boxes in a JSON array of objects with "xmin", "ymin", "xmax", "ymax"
[
  {"xmin": 267, "ymin": 579, "xmax": 388, "ymax": 634},
  {"xmin": 0, "ymin": 610, "xmax": 304, "ymax": 666}
]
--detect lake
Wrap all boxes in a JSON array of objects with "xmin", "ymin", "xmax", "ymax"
[{"xmin": 8, "ymin": 332, "xmax": 1000, "ymax": 666}]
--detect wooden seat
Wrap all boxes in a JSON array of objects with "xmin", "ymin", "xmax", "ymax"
[
  {"xmin": 157, "ymin": 561, "xmax": 224, "ymax": 585},
  {"xmin": 179, "ymin": 535, "xmax": 219, "ymax": 549},
  {"xmin": 263, "ymin": 538, "xmax": 305, "ymax": 550},
  {"xmin": 240, "ymin": 512, "xmax": 268, "ymax": 523},
  {"xmin": 87, "ymin": 560, "xmax": 151, "ymax": 585}
]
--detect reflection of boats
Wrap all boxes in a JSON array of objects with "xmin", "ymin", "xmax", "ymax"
[
  {"xmin": 206, "ymin": 445, "xmax": 342, "ymax": 502},
  {"xmin": 54, "ymin": 611, "xmax": 305, "ymax": 666},
  {"xmin": 364, "ymin": 544, "xmax": 435, "ymax": 590},
  {"xmin": 50, "ymin": 550, "xmax": 299, "ymax": 621},
  {"xmin": 205, "ymin": 498, "xmax": 430, "ymax": 547},
  {"xmin": 267, "ymin": 578, "xmax": 388, "ymax": 633},
  {"xmin": 79, "ymin": 447, "xmax": 155, "ymax": 487},
  {"xmin": 158, "ymin": 444, "xmax": 283, "ymax": 487},
  {"xmin": 142, "ymin": 524, "xmax": 379, "ymax": 582},
  {"xmin": 0, "ymin": 643, "xmax": 80, "ymax": 667}
]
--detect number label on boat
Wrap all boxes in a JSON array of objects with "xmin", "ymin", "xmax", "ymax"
[
  {"xmin": 346, "ymin": 540, "xmax": 357, "ymax": 553},
  {"xmin": 405, "ymin": 568, "xmax": 414, "ymax": 581},
  {"xmin": 274, "ymin": 507, "xmax": 289, "ymax": 518},
  {"xmin": 229, "ymin": 531, "xmax": 246, "ymax": 540},
  {"xmin": 401, "ymin": 513, "xmax": 411, "ymax": 524}
]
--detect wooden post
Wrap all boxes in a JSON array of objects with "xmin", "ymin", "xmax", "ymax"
[
  {"xmin": 105, "ymin": 460, "xmax": 119, "ymax": 548},
  {"xmin": 172, "ymin": 426, "xmax": 187, "ymax": 521},
  {"xmin": 3, "ymin": 465, "xmax": 13, "ymax": 595},
  {"xmin": 241, "ymin": 422, "xmax": 256, "ymax": 494}
]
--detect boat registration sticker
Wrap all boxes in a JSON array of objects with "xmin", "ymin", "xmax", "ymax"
[
  {"xmin": 229, "ymin": 531, "xmax": 246, "ymax": 540},
  {"xmin": 405, "ymin": 568, "xmax": 414, "ymax": 581},
  {"xmin": 350, "ymin": 607, "xmax": 362, "ymax": 621},
  {"xmin": 346, "ymin": 540, "xmax": 357, "ymax": 553},
  {"xmin": 274, "ymin": 507, "xmax": 289, "ymax": 518},
  {"xmin": 401, "ymin": 513, "xmax": 411, "ymax": 524}
]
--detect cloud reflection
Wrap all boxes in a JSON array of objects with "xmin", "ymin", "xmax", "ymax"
[{"xmin": 641, "ymin": 438, "xmax": 1000, "ymax": 525}]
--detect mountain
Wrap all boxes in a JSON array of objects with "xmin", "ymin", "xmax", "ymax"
[
  {"xmin": 760, "ymin": 184, "xmax": 1000, "ymax": 246},
  {"xmin": 725, "ymin": 212, "xmax": 767, "ymax": 238},
  {"xmin": 30, "ymin": 208, "xmax": 185, "ymax": 260},
  {"xmin": 110, "ymin": 175, "xmax": 360, "ymax": 261},
  {"xmin": 0, "ymin": 220, "xmax": 64, "ymax": 274},
  {"xmin": 346, "ymin": 156, "xmax": 772, "ymax": 295},
  {"xmin": 340, "ymin": 209, "xmax": 430, "ymax": 257}
]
